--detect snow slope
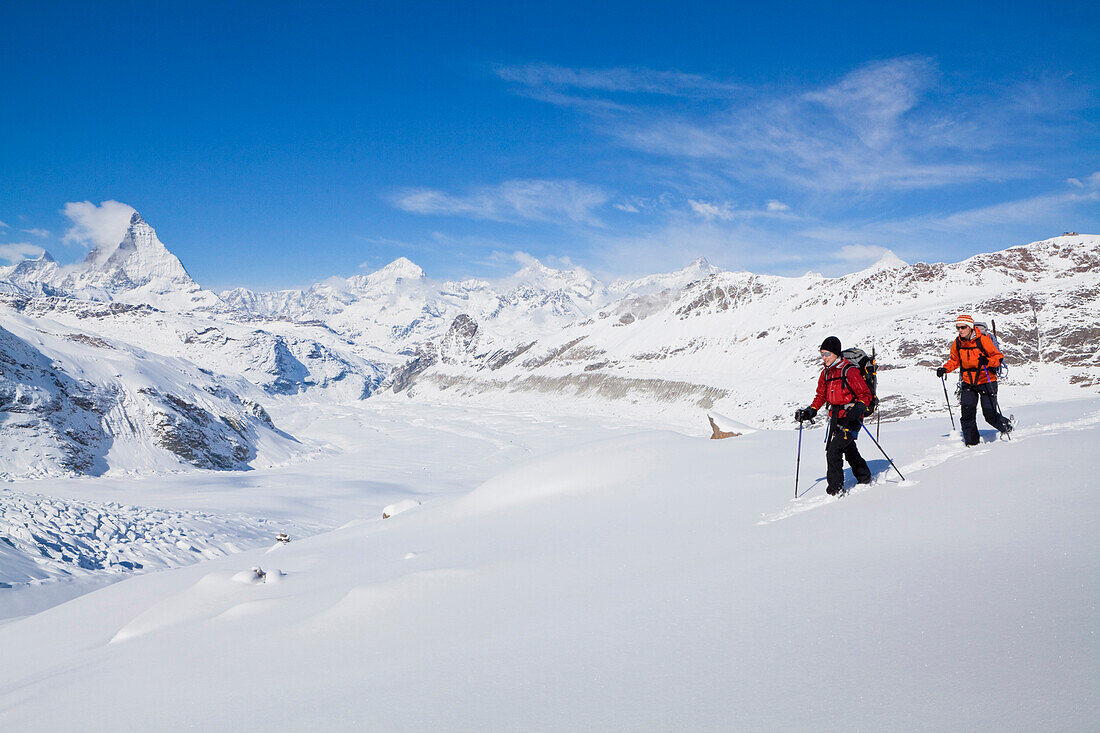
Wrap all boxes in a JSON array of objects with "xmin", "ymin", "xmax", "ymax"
[{"xmin": 1, "ymin": 396, "xmax": 1096, "ymax": 731}]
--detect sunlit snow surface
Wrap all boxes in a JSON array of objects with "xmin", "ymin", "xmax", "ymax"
[{"xmin": 1, "ymin": 394, "xmax": 1097, "ymax": 731}]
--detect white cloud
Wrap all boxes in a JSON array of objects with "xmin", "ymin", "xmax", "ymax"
[
  {"xmin": 795, "ymin": 174, "xmax": 1100, "ymax": 267},
  {"xmin": 1066, "ymin": 171, "xmax": 1100, "ymax": 189},
  {"xmin": 0, "ymin": 219, "xmax": 9, "ymax": 229},
  {"xmin": 21, "ymin": 227, "xmax": 50, "ymax": 238},
  {"xmin": 508, "ymin": 250, "xmax": 576, "ymax": 270},
  {"xmin": 803, "ymin": 56, "xmax": 936, "ymax": 150},
  {"xmin": 510, "ymin": 250, "xmax": 541, "ymax": 268},
  {"xmin": 0, "ymin": 242, "xmax": 45, "ymax": 264},
  {"xmin": 688, "ymin": 198, "xmax": 797, "ymax": 221},
  {"xmin": 506, "ymin": 56, "xmax": 1047, "ymax": 195},
  {"xmin": 897, "ymin": 174, "xmax": 1100, "ymax": 233},
  {"xmin": 393, "ymin": 179, "xmax": 609, "ymax": 226},
  {"xmin": 61, "ymin": 200, "xmax": 137, "ymax": 250},
  {"xmin": 833, "ymin": 244, "xmax": 891, "ymax": 262},
  {"xmin": 688, "ymin": 199, "xmax": 736, "ymax": 221},
  {"xmin": 495, "ymin": 64, "xmax": 740, "ymax": 97},
  {"xmin": 613, "ymin": 202, "xmax": 640, "ymax": 213}
]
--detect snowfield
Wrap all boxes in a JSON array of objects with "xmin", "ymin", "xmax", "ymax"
[
  {"xmin": 2, "ymin": 220, "xmax": 1098, "ymax": 729},
  {"xmin": 1, "ymin": 395, "xmax": 1096, "ymax": 731}
]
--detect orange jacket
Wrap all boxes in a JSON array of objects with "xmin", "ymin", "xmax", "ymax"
[{"xmin": 943, "ymin": 327, "xmax": 1002, "ymax": 385}]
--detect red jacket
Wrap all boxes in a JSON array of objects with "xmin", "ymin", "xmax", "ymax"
[
  {"xmin": 810, "ymin": 359, "xmax": 872, "ymax": 418},
  {"xmin": 943, "ymin": 327, "xmax": 1002, "ymax": 386}
]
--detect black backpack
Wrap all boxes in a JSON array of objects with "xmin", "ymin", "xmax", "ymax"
[{"xmin": 840, "ymin": 347, "xmax": 879, "ymax": 416}]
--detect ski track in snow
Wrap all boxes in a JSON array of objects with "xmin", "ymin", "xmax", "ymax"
[
  {"xmin": 0, "ymin": 490, "xmax": 303, "ymax": 590},
  {"xmin": 757, "ymin": 408, "xmax": 1100, "ymax": 524}
]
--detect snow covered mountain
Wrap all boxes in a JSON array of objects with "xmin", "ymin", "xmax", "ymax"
[
  {"xmin": 390, "ymin": 236, "xmax": 1100, "ymax": 427},
  {"xmin": 2, "ymin": 211, "xmax": 1098, "ymax": 479},
  {"xmin": 1, "ymin": 214, "xmax": 389, "ymax": 406},
  {"xmin": 0, "ymin": 311, "xmax": 306, "ymax": 478},
  {"xmin": 0, "ymin": 213, "xmax": 219, "ymax": 310},
  {"xmin": 221, "ymin": 255, "xmax": 609, "ymax": 354}
]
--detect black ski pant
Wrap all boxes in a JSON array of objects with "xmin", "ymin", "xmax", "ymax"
[
  {"xmin": 826, "ymin": 416, "xmax": 871, "ymax": 491},
  {"xmin": 960, "ymin": 382, "xmax": 1009, "ymax": 445}
]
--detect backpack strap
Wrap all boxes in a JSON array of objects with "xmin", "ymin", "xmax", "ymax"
[
  {"xmin": 973, "ymin": 328, "xmax": 990, "ymax": 358},
  {"xmin": 838, "ymin": 363, "xmax": 861, "ymax": 407},
  {"xmin": 955, "ymin": 335, "xmax": 984, "ymax": 378}
]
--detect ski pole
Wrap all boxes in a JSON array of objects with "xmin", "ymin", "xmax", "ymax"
[
  {"xmin": 794, "ymin": 416, "xmax": 817, "ymax": 498},
  {"xmin": 861, "ymin": 426, "xmax": 906, "ymax": 481},
  {"xmin": 794, "ymin": 419, "xmax": 804, "ymax": 499},
  {"xmin": 940, "ymin": 374, "xmax": 956, "ymax": 430}
]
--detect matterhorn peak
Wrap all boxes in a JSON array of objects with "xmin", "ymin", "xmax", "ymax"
[{"xmin": 54, "ymin": 211, "xmax": 215, "ymax": 308}]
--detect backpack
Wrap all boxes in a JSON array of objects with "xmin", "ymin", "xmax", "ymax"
[
  {"xmin": 840, "ymin": 347, "xmax": 878, "ymax": 416},
  {"xmin": 971, "ymin": 321, "xmax": 1008, "ymax": 378}
]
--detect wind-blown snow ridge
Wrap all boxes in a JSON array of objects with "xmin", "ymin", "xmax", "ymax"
[
  {"xmin": 0, "ymin": 397, "xmax": 1096, "ymax": 730},
  {"xmin": 757, "ymin": 407, "xmax": 1100, "ymax": 524}
]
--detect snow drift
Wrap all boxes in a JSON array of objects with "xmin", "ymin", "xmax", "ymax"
[{"xmin": 0, "ymin": 397, "xmax": 1096, "ymax": 731}]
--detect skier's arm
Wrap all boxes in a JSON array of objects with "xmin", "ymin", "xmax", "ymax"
[
  {"xmin": 809, "ymin": 370, "xmax": 827, "ymax": 410},
  {"xmin": 943, "ymin": 340, "xmax": 960, "ymax": 372}
]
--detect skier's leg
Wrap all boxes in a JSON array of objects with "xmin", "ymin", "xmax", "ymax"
[
  {"xmin": 959, "ymin": 385, "xmax": 980, "ymax": 445},
  {"xmin": 979, "ymin": 383, "xmax": 1009, "ymax": 432},
  {"xmin": 824, "ymin": 423, "xmax": 847, "ymax": 494},
  {"xmin": 844, "ymin": 424, "xmax": 872, "ymax": 483}
]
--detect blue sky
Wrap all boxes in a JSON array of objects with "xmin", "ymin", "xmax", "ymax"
[{"xmin": 1, "ymin": 1, "xmax": 1098, "ymax": 291}]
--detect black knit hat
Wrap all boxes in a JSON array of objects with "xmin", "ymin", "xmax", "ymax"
[{"xmin": 820, "ymin": 336, "xmax": 842, "ymax": 356}]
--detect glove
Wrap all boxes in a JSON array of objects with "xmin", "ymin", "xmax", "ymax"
[
  {"xmin": 978, "ymin": 355, "xmax": 989, "ymax": 368},
  {"xmin": 794, "ymin": 407, "xmax": 817, "ymax": 422},
  {"xmin": 936, "ymin": 367, "xmax": 947, "ymax": 378},
  {"xmin": 845, "ymin": 403, "xmax": 866, "ymax": 426}
]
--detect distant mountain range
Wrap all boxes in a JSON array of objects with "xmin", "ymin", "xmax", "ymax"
[{"xmin": 2, "ymin": 212, "xmax": 1097, "ymax": 477}]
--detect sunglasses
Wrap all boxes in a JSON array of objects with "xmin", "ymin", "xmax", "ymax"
[{"xmin": 956, "ymin": 325, "xmax": 971, "ymax": 330}]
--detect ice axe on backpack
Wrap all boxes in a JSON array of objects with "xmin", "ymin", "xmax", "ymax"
[{"xmin": 872, "ymin": 345, "xmax": 881, "ymax": 440}]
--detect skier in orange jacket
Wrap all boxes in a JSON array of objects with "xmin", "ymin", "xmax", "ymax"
[{"xmin": 936, "ymin": 314, "xmax": 1013, "ymax": 445}]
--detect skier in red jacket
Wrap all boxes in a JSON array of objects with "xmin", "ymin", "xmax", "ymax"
[{"xmin": 794, "ymin": 336, "xmax": 873, "ymax": 495}]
